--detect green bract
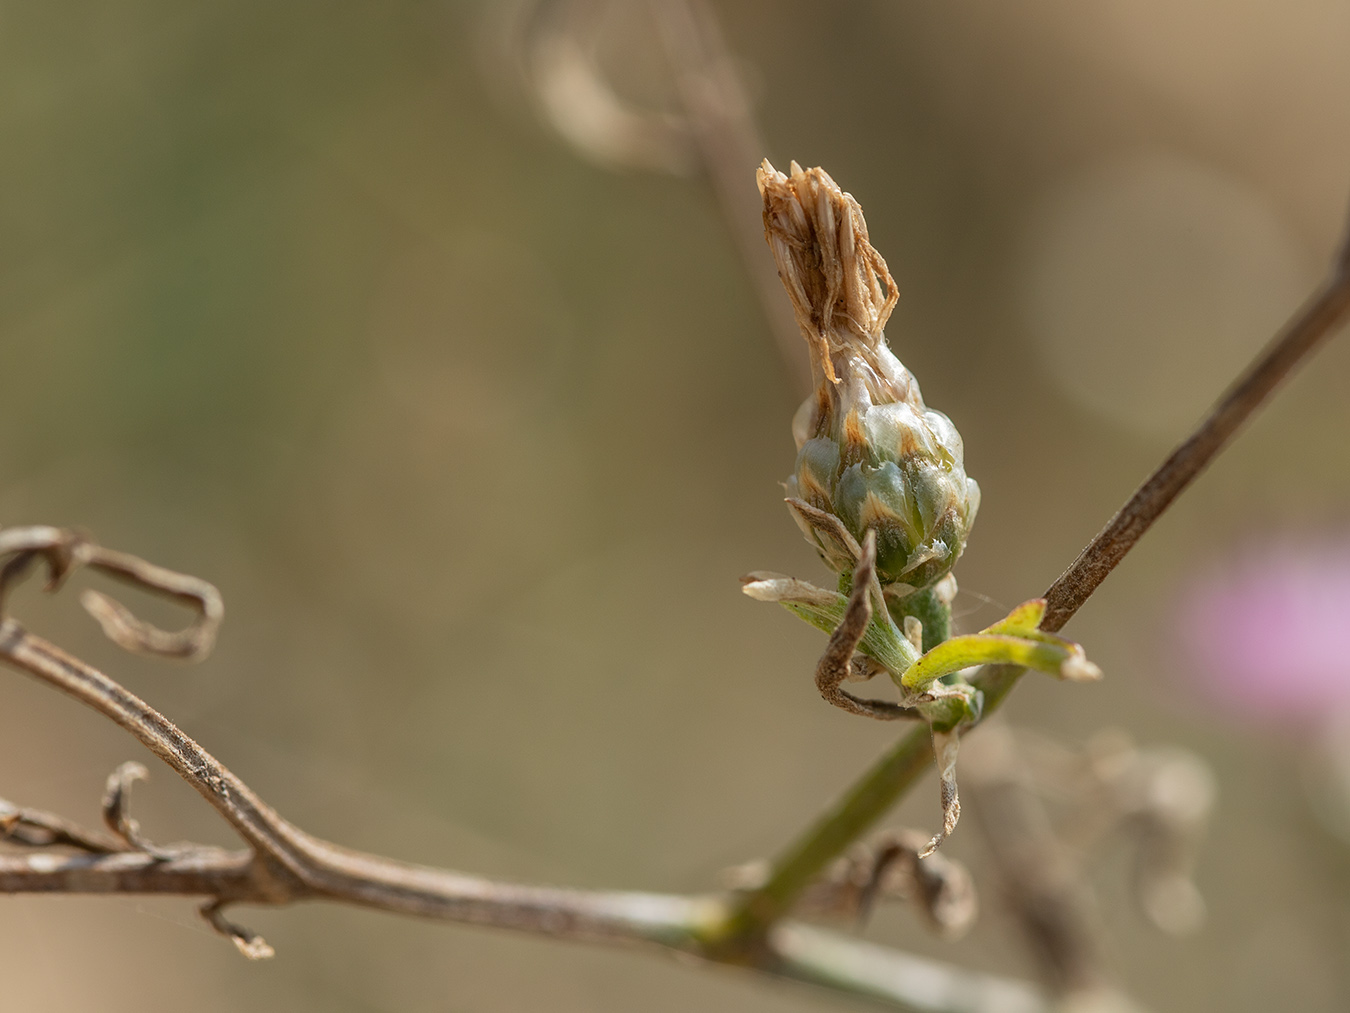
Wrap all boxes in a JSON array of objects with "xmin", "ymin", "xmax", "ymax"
[
  {"xmin": 788, "ymin": 399, "xmax": 979, "ymax": 590},
  {"xmin": 759, "ymin": 160, "xmax": 979, "ymax": 592}
]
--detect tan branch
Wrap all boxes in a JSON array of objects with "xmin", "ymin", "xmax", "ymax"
[
  {"xmin": 512, "ymin": 0, "xmax": 811, "ymax": 393},
  {"xmin": 0, "ymin": 847, "xmax": 259, "ymax": 899},
  {"xmin": 1039, "ymin": 213, "xmax": 1350, "ymax": 633},
  {"xmin": 0, "ymin": 798, "xmax": 125, "ymax": 854},
  {"xmin": 0, "ymin": 616, "xmax": 715, "ymax": 947},
  {"xmin": 649, "ymin": 0, "xmax": 813, "ymax": 393},
  {"xmin": 0, "ymin": 526, "xmax": 1040, "ymax": 1012}
]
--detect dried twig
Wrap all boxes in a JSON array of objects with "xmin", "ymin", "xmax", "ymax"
[
  {"xmin": 0, "ymin": 525, "xmax": 222, "ymax": 660},
  {"xmin": 1039, "ymin": 207, "xmax": 1350, "ymax": 633},
  {"xmin": 962, "ymin": 722, "xmax": 1110, "ymax": 1000},
  {"xmin": 1015, "ymin": 729, "xmax": 1214, "ymax": 938},
  {"xmin": 841, "ymin": 829, "xmax": 978, "ymax": 938},
  {"xmin": 101, "ymin": 761, "xmax": 177, "ymax": 859},
  {"xmin": 510, "ymin": 0, "xmax": 811, "ymax": 392},
  {"xmin": 0, "ymin": 798, "xmax": 125, "ymax": 854},
  {"xmin": 648, "ymin": 0, "xmax": 812, "ymax": 392},
  {"xmin": 0, "ymin": 525, "xmax": 1043, "ymax": 1012},
  {"xmin": 962, "ymin": 723, "xmax": 1210, "ymax": 1009},
  {"xmin": 725, "ymin": 827, "xmax": 976, "ymax": 938},
  {"xmin": 0, "ymin": 585, "xmax": 710, "ymax": 950}
]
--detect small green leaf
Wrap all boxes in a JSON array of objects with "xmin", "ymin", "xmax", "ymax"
[
  {"xmin": 742, "ymin": 574, "xmax": 920, "ymax": 675},
  {"xmin": 897, "ymin": 600, "xmax": 1102, "ymax": 690},
  {"xmin": 782, "ymin": 599, "xmax": 919, "ymax": 676}
]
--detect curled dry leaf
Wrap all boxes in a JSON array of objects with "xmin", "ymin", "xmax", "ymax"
[{"xmin": 921, "ymin": 730, "xmax": 963, "ymax": 858}]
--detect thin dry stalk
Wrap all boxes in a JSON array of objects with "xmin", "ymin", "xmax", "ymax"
[
  {"xmin": 963, "ymin": 722, "xmax": 1109, "ymax": 1000},
  {"xmin": 0, "ymin": 525, "xmax": 1042, "ymax": 1011},
  {"xmin": 1040, "ymin": 212, "xmax": 1350, "ymax": 633}
]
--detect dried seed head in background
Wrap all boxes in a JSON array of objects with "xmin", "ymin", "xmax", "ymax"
[{"xmin": 758, "ymin": 160, "xmax": 980, "ymax": 592}]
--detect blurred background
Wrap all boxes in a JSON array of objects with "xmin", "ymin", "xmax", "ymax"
[{"xmin": 2, "ymin": 1, "xmax": 1349, "ymax": 1009}]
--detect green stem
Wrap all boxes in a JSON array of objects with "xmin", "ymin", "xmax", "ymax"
[
  {"xmin": 714, "ymin": 724, "xmax": 934, "ymax": 947},
  {"xmin": 887, "ymin": 587, "xmax": 948, "ymax": 652},
  {"xmin": 716, "ymin": 658, "xmax": 1026, "ymax": 947}
]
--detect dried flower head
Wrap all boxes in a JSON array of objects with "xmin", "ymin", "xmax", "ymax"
[{"xmin": 758, "ymin": 160, "xmax": 979, "ymax": 591}]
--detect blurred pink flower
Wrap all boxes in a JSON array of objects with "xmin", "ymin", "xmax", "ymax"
[{"xmin": 1177, "ymin": 536, "xmax": 1350, "ymax": 722}]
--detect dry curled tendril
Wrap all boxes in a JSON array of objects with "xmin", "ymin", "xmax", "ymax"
[
  {"xmin": 0, "ymin": 524, "xmax": 222, "ymax": 661},
  {"xmin": 0, "ymin": 526, "xmax": 261, "ymax": 951}
]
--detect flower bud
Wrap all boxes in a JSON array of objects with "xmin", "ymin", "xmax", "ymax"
[{"xmin": 760, "ymin": 160, "xmax": 979, "ymax": 591}]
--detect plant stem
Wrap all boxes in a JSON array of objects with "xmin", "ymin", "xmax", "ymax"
[
  {"xmin": 771, "ymin": 922, "xmax": 1047, "ymax": 1012},
  {"xmin": 721, "ymin": 216, "xmax": 1350, "ymax": 944},
  {"xmin": 889, "ymin": 587, "xmax": 949, "ymax": 652},
  {"xmin": 714, "ymin": 723, "xmax": 934, "ymax": 947},
  {"xmin": 1040, "ymin": 237, "xmax": 1350, "ymax": 631},
  {"xmin": 719, "ymin": 660, "xmax": 1028, "ymax": 944}
]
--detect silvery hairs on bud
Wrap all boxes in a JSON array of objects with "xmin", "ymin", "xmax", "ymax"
[{"xmin": 758, "ymin": 160, "xmax": 979, "ymax": 593}]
